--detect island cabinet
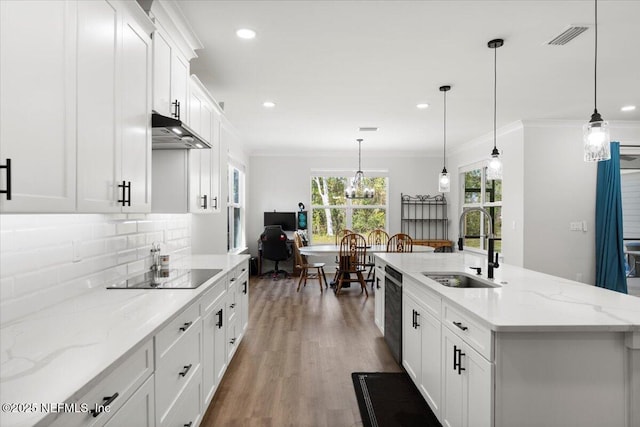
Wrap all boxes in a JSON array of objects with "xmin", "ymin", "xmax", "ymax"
[
  {"xmin": 403, "ymin": 277, "xmax": 443, "ymax": 420},
  {"xmin": 374, "ymin": 258, "xmax": 386, "ymax": 334}
]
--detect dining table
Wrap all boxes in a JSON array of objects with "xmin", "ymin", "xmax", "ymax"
[{"xmin": 299, "ymin": 244, "xmax": 435, "ymax": 256}]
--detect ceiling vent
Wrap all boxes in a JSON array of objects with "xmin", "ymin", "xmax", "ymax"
[
  {"xmin": 358, "ymin": 127, "xmax": 378, "ymax": 132},
  {"xmin": 546, "ymin": 25, "xmax": 590, "ymax": 46}
]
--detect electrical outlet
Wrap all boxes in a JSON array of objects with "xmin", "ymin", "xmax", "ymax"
[
  {"xmin": 569, "ymin": 221, "xmax": 582, "ymax": 231},
  {"xmin": 581, "ymin": 221, "xmax": 588, "ymax": 232}
]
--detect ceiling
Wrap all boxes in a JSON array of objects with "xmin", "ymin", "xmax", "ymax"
[{"xmin": 177, "ymin": 0, "xmax": 640, "ymax": 156}]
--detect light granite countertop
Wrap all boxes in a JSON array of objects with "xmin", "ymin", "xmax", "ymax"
[
  {"xmin": 376, "ymin": 252, "xmax": 640, "ymax": 332},
  {"xmin": 0, "ymin": 254, "xmax": 249, "ymax": 427}
]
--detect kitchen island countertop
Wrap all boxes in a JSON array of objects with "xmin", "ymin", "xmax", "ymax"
[{"xmin": 376, "ymin": 252, "xmax": 640, "ymax": 332}]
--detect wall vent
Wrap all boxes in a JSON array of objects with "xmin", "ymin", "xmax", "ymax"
[
  {"xmin": 358, "ymin": 127, "xmax": 379, "ymax": 132},
  {"xmin": 547, "ymin": 25, "xmax": 590, "ymax": 45}
]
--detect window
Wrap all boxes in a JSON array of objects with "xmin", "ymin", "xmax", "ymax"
[
  {"xmin": 310, "ymin": 173, "xmax": 388, "ymax": 243},
  {"xmin": 460, "ymin": 164, "xmax": 502, "ymax": 253},
  {"xmin": 228, "ymin": 163, "xmax": 245, "ymax": 252}
]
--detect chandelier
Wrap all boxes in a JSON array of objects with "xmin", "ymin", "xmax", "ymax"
[{"xmin": 345, "ymin": 139, "xmax": 374, "ymax": 199}]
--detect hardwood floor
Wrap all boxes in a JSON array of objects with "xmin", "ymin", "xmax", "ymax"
[{"xmin": 201, "ymin": 274, "xmax": 401, "ymax": 427}]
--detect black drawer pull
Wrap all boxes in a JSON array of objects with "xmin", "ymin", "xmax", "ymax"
[
  {"xmin": 242, "ymin": 281, "xmax": 247, "ymax": 294},
  {"xmin": 216, "ymin": 309, "xmax": 223, "ymax": 328},
  {"xmin": 0, "ymin": 158, "xmax": 11, "ymax": 200},
  {"xmin": 172, "ymin": 99, "xmax": 180, "ymax": 119},
  {"xmin": 230, "ymin": 303, "xmax": 236, "ymax": 309},
  {"xmin": 179, "ymin": 364, "xmax": 193, "ymax": 377},
  {"xmin": 184, "ymin": 423, "xmax": 193, "ymax": 427},
  {"xmin": 202, "ymin": 194, "xmax": 208, "ymax": 209},
  {"xmin": 453, "ymin": 321, "xmax": 468, "ymax": 331},
  {"xmin": 179, "ymin": 321, "xmax": 192, "ymax": 332},
  {"xmin": 230, "ymin": 337, "xmax": 236, "ymax": 344},
  {"xmin": 212, "ymin": 196, "xmax": 218, "ymax": 209},
  {"xmin": 90, "ymin": 392, "xmax": 119, "ymax": 417},
  {"xmin": 457, "ymin": 348, "xmax": 466, "ymax": 375}
]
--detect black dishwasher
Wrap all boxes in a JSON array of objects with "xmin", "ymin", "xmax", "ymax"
[{"xmin": 384, "ymin": 265, "xmax": 403, "ymax": 364}]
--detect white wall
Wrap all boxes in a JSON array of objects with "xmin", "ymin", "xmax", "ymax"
[
  {"xmin": 448, "ymin": 122, "xmax": 525, "ymax": 267},
  {"xmin": 246, "ymin": 153, "xmax": 443, "ymax": 258},
  {"xmin": 521, "ymin": 121, "xmax": 640, "ymax": 284},
  {"xmin": 0, "ymin": 213, "xmax": 191, "ymax": 322}
]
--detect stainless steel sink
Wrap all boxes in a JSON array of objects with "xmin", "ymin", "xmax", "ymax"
[{"xmin": 422, "ymin": 272, "xmax": 501, "ymax": 288}]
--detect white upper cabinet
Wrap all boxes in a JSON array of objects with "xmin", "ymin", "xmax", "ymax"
[
  {"xmin": 0, "ymin": 0, "xmax": 153, "ymax": 214},
  {"xmin": 0, "ymin": 0, "xmax": 77, "ymax": 212},
  {"xmin": 76, "ymin": 0, "xmax": 153, "ymax": 213},
  {"xmin": 148, "ymin": 0, "xmax": 201, "ymax": 125}
]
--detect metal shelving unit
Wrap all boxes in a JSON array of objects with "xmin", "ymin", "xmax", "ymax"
[{"xmin": 400, "ymin": 194, "xmax": 451, "ymax": 251}]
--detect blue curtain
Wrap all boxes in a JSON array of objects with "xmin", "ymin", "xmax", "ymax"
[{"xmin": 595, "ymin": 141, "xmax": 627, "ymax": 293}]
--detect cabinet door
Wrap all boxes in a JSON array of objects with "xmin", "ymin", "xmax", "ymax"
[
  {"xmin": 120, "ymin": 9, "xmax": 152, "ymax": 213},
  {"xmin": 202, "ymin": 307, "xmax": 216, "ymax": 405},
  {"xmin": 213, "ymin": 300, "xmax": 228, "ymax": 386},
  {"xmin": 104, "ymin": 375, "xmax": 155, "ymax": 427},
  {"xmin": 152, "ymin": 30, "xmax": 172, "ymax": 116},
  {"xmin": 374, "ymin": 274, "xmax": 384, "ymax": 334},
  {"xmin": 171, "ymin": 53, "xmax": 189, "ymax": 122},
  {"xmin": 402, "ymin": 294, "xmax": 422, "ymax": 384},
  {"xmin": 76, "ymin": 0, "xmax": 120, "ymax": 213},
  {"xmin": 464, "ymin": 343, "xmax": 492, "ymax": 427},
  {"xmin": 0, "ymin": 0, "xmax": 77, "ymax": 212},
  {"xmin": 442, "ymin": 328, "xmax": 464, "ymax": 427},
  {"xmin": 419, "ymin": 308, "xmax": 442, "ymax": 418}
]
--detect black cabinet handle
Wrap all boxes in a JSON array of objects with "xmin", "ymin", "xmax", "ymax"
[
  {"xmin": 230, "ymin": 303, "xmax": 236, "ymax": 309},
  {"xmin": 179, "ymin": 321, "xmax": 192, "ymax": 332},
  {"xmin": 184, "ymin": 423, "xmax": 193, "ymax": 427},
  {"xmin": 117, "ymin": 181, "xmax": 131, "ymax": 206},
  {"xmin": 453, "ymin": 321, "xmax": 468, "ymax": 331},
  {"xmin": 415, "ymin": 311, "xmax": 420, "ymax": 328},
  {"xmin": 212, "ymin": 196, "xmax": 218, "ymax": 209},
  {"xmin": 0, "ymin": 158, "xmax": 11, "ymax": 200},
  {"xmin": 202, "ymin": 194, "xmax": 208, "ymax": 209},
  {"xmin": 242, "ymin": 281, "xmax": 247, "ymax": 294},
  {"xmin": 457, "ymin": 348, "xmax": 466, "ymax": 375},
  {"xmin": 411, "ymin": 309, "xmax": 417, "ymax": 329},
  {"xmin": 453, "ymin": 345, "xmax": 459, "ymax": 371},
  {"xmin": 216, "ymin": 309, "xmax": 223, "ymax": 328},
  {"xmin": 172, "ymin": 100, "xmax": 180, "ymax": 119},
  {"xmin": 230, "ymin": 337, "xmax": 236, "ymax": 344},
  {"xmin": 179, "ymin": 364, "xmax": 192, "ymax": 377},
  {"xmin": 230, "ymin": 277, "xmax": 236, "ymax": 282},
  {"xmin": 376, "ymin": 278, "xmax": 380, "ymax": 289},
  {"xmin": 90, "ymin": 392, "xmax": 119, "ymax": 417}
]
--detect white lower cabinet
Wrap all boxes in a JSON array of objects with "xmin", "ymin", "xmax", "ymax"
[
  {"xmin": 155, "ymin": 302, "xmax": 202, "ymax": 427},
  {"xmin": 201, "ymin": 278, "xmax": 227, "ymax": 406},
  {"xmin": 402, "ymin": 290, "xmax": 441, "ymax": 419},
  {"xmin": 441, "ymin": 326, "xmax": 493, "ymax": 427},
  {"xmin": 104, "ymin": 374, "xmax": 155, "ymax": 427}
]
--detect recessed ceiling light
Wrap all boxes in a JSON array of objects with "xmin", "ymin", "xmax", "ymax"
[
  {"xmin": 621, "ymin": 105, "xmax": 636, "ymax": 112},
  {"xmin": 263, "ymin": 101, "xmax": 276, "ymax": 108},
  {"xmin": 416, "ymin": 103, "xmax": 430, "ymax": 109},
  {"xmin": 236, "ymin": 28, "xmax": 256, "ymax": 39}
]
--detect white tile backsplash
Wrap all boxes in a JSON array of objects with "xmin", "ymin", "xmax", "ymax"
[{"xmin": 0, "ymin": 213, "xmax": 191, "ymax": 322}]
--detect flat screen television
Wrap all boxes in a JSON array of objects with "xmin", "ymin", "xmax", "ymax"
[{"xmin": 264, "ymin": 212, "xmax": 297, "ymax": 231}]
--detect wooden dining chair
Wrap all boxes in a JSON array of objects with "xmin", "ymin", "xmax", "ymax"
[
  {"xmin": 365, "ymin": 229, "xmax": 390, "ymax": 286},
  {"xmin": 293, "ymin": 232, "xmax": 327, "ymax": 292},
  {"xmin": 335, "ymin": 233, "xmax": 368, "ymax": 296},
  {"xmin": 387, "ymin": 233, "xmax": 414, "ymax": 253},
  {"xmin": 331, "ymin": 228, "xmax": 353, "ymax": 283}
]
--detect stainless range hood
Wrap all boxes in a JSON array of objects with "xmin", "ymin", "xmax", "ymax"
[{"xmin": 151, "ymin": 111, "xmax": 211, "ymax": 149}]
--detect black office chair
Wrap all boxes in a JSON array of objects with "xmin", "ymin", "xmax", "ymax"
[{"xmin": 260, "ymin": 225, "xmax": 292, "ymax": 279}]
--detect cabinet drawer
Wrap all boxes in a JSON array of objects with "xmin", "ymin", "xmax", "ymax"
[
  {"xmin": 405, "ymin": 276, "xmax": 441, "ymax": 319},
  {"xmin": 443, "ymin": 302, "xmax": 493, "ymax": 361},
  {"xmin": 235, "ymin": 261, "xmax": 249, "ymax": 279},
  {"xmin": 155, "ymin": 300, "xmax": 200, "ymax": 359},
  {"xmin": 162, "ymin": 367, "xmax": 202, "ymax": 427},
  {"xmin": 103, "ymin": 374, "xmax": 154, "ymax": 427},
  {"xmin": 200, "ymin": 276, "xmax": 225, "ymax": 315},
  {"xmin": 50, "ymin": 339, "xmax": 153, "ymax": 427},
  {"xmin": 226, "ymin": 278, "xmax": 238, "ymax": 321},
  {"xmin": 155, "ymin": 320, "xmax": 202, "ymax": 425}
]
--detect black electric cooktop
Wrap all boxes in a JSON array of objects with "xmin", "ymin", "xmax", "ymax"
[{"xmin": 106, "ymin": 268, "xmax": 222, "ymax": 290}]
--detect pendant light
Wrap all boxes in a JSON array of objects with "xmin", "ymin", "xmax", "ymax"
[
  {"xmin": 345, "ymin": 138, "xmax": 375, "ymax": 199},
  {"xmin": 583, "ymin": 0, "xmax": 610, "ymax": 162},
  {"xmin": 486, "ymin": 38, "xmax": 504, "ymax": 181},
  {"xmin": 438, "ymin": 85, "xmax": 451, "ymax": 192}
]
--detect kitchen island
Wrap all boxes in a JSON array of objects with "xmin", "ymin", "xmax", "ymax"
[
  {"xmin": 0, "ymin": 254, "xmax": 249, "ymax": 427},
  {"xmin": 375, "ymin": 252, "xmax": 640, "ymax": 427}
]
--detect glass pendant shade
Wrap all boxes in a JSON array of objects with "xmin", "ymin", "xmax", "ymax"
[
  {"xmin": 487, "ymin": 148, "xmax": 503, "ymax": 180},
  {"xmin": 438, "ymin": 168, "xmax": 450, "ymax": 193},
  {"xmin": 583, "ymin": 114, "xmax": 611, "ymax": 162},
  {"xmin": 345, "ymin": 140, "xmax": 374, "ymax": 199}
]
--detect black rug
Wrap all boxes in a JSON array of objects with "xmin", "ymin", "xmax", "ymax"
[{"xmin": 351, "ymin": 372, "xmax": 442, "ymax": 427}]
